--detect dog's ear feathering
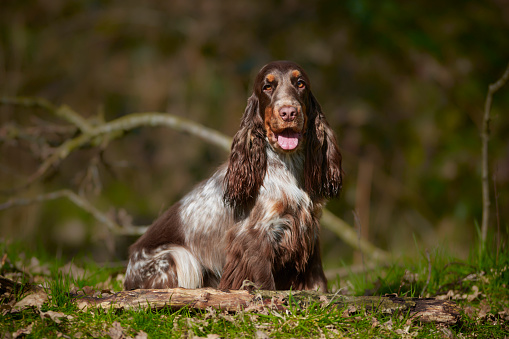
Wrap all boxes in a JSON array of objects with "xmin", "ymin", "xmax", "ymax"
[
  {"xmin": 223, "ymin": 94, "xmax": 267, "ymax": 211},
  {"xmin": 304, "ymin": 92, "xmax": 343, "ymax": 199}
]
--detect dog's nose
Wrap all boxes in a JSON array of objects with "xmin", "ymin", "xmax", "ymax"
[{"xmin": 279, "ymin": 106, "xmax": 297, "ymax": 122}]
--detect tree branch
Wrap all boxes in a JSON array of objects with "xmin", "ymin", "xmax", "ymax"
[
  {"xmin": 28, "ymin": 113, "xmax": 231, "ymax": 188},
  {"xmin": 480, "ymin": 62, "xmax": 509, "ymax": 247},
  {"xmin": 1, "ymin": 97, "xmax": 389, "ymax": 259},
  {"xmin": 76, "ymin": 287, "xmax": 461, "ymax": 325},
  {"xmin": 1, "ymin": 96, "xmax": 92, "ymax": 133},
  {"xmin": 1, "ymin": 96, "xmax": 232, "ymax": 189},
  {"xmin": 0, "ymin": 186, "xmax": 391, "ymax": 259},
  {"xmin": 0, "ymin": 189, "xmax": 148, "ymax": 236},
  {"xmin": 321, "ymin": 209, "xmax": 390, "ymax": 261}
]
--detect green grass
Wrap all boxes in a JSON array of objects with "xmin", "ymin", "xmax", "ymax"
[{"xmin": 1, "ymin": 238, "xmax": 508, "ymax": 338}]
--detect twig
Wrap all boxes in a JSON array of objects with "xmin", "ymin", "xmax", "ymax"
[
  {"xmin": 1, "ymin": 97, "xmax": 387, "ymax": 256},
  {"xmin": 352, "ymin": 210, "xmax": 366, "ymax": 271},
  {"xmin": 2, "ymin": 104, "xmax": 233, "ymax": 190},
  {"xmin": 0, "ymin": 190, "xmax": 390, "ymax": 257},
  {"xmin": 480, "ymin": 62, "xmax": 509, "ymax": 248},
  {"xmin": 0, "ymin": 96, "xmax": 92, "ymax": 133},
  {"xmin": 0, "ymin": 189, "xmax": 148, "ymax": 236},
  {"xmin": 321, "ymin": 209, "xmax": 390, "ymax": 261},
  {"xmin": 493, "ymin": 167, "xmax": 501, "ymax": 264},
  {"xmin": 0, "ymin": 189, "xmax": 390, "ymax": 256}
]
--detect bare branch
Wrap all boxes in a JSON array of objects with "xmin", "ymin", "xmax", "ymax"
[
  {"xmin": 24, "ymin": 112, "xmax": 231, "ymax": 185},
  {"xmin": 1, "ymin": 97, "xmax": 389, "ymax": 258},
  {"xmin": 2, "ymin": 96, "xmax": 233, "ymax": 189},
  {"xmin": 0, "ymin": 187, "xmax": 389, "ymax": 259},
  {"xmin": 0, "ymin": 189, "xmax": 148, "ymax": 236},
  {"xmin": 480, "ymin": 62, "xmax": 509, "ymax": 247},
  {"xmin": 94, "ymin": 112, "xmax": 232, "ymax": 152},
  {"xmin": 321, "ymin": 209, "xmax": 390, "ymax": 261},
  {"xmin": 1, "ymin": 96, "xmax": 92, "ymax": 132}
]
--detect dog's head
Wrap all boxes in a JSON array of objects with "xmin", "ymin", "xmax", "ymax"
[{"xmin": 224, "ymin": 61, "xmax": 343, "ymax": 210}]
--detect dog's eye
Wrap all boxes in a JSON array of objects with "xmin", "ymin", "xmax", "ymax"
[
  {"xmin": 263, "ymin": 84, "xmax": 273, "ymax": 91},
  {"xmin": 296, "ymin": 80, "xmax": 306, "ymax": 89}
]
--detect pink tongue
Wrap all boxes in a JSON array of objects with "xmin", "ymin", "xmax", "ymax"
[{"xmin": 277, "ymin": 130, "xmax": 300, "ymax": 150}]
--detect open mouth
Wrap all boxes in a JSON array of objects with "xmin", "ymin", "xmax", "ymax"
[{"xmin": 275, "ymin": 129, "xmax": 302, "ymax": 151}]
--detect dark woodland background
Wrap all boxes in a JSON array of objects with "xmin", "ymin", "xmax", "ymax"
[{"xmin": 1, "ymin": 0, "xmax": 508, "ymax": 268}]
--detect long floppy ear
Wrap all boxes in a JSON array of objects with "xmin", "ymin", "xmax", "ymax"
[
  {"xmin": 304, "ymin": 92, "xmax": 343, "ymax": 199},
  {"xmin": 223, "ymin": 94, "xmax": 267, "ymax": 212}
]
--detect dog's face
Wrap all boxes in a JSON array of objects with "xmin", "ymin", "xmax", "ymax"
[{"xmin": 254, "ymin": 61, "xmax": 311, "ymax": 153}]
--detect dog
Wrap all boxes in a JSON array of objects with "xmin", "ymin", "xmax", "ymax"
[{"xmin": 124, "ymin": 61, "xmax": 342, "ymax": 291}]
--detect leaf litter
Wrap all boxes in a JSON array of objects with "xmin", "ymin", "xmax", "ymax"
[
  {"xmin": 106, "ymin": 321, "xmax": 148, "ymax": 339},
  {"xmin": 2, "ymin": 247, "xmax": 509, "ymax": 338}
]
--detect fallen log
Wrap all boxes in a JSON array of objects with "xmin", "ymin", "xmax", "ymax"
[{"xmin": 76, "ymin": 288, "xmax": 461, "ymax": 325}]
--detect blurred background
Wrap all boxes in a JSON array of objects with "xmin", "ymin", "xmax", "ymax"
[{"xmin": 1, "ymin": 0, "xmax": 508, "ymax": 269}]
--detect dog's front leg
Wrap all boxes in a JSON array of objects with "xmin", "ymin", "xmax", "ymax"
[
  {"xmin": 294, "ymin": 237, "xmax": 328, "ymax": 292},
  {"xmin": 218, "ymin": 231, "xmax": 275, "ymax": 290}
]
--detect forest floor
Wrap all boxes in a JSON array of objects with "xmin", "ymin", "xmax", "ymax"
[{"xmin": 1, "ymin": 240, "xmax": 508, "ymax": 338}]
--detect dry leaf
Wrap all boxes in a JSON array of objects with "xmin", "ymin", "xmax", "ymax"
[
  {"xmin": 28, "ymin": 256, "xmax": 51, "ymax": 276},
  {"xmin": 189, "ymin": 334, "xmax": 221, "ymax": 339},
  {"xmin": 403, "ymin": 270, "xmax": 419, "ymax": 283},
  {"xmin": 12, "ymin": 288, "xmax": 48, "ymax": 312},
  {"xmin": 382, "ymin": 319, "xmax": 393, "ymax": 330},
  {"xmin": 463, "ymin": 306, "xmax": 476, "ymax": 318},
  {"xmin": 395, "ymin": 325, "xmax": 411, "ymax": 335},
  {"xmin": 12, "ymin": 323, "xmax": 33, "ymax": 338},
  {"xmin": 319, "ymin": 295, "xmax": 330, "ymax": 306},
  {"xmin": 40, "ymin": 310, "xmax": 74, "ymax": 324},
  {"xmin": 370, "ymin": 317, "xmax": 380, "ymax": 328},
  {"xmin": 439, "ymin": 326, "xmax": 455, "ymax": 338},
  {"xmin": 255, "ymin": 330, "xmax": 270, "ymax": 339},
  {"xmin": 436, "ymin": 290, "xmax": 458, "ymax": 300},
  {"xmin": 342, "ymin": 305, "xmax": 357, "ymax": 317},
  {"xmin": 82, "ymin": 286, "xmax": 94, "ymax": 295},
  {"xmin": 59, "ymin": 262, "xmax": 86, "ymax": 280},
  {"xmin": 478, "ymin": 300, "xmax": 491, "ymax": 319},
  {"xmin": 133, "ymin": 330, "xmax": 148, "ymax": 339},
  {"xmin": 466, "ymin": 285, "xmax": 481, "ymax": 302},
  {"xmin": 498, "ymin": 308, "xmax": 509, "ymax": 321},
  {"xmin": 108, "ymin": 321, "xmax": 127, "ymax": 339}
]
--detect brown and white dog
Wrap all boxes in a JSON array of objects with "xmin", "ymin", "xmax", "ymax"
[{"xmin": 124, "ymin": 61, "xmax": 342, "ymax": 291}]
